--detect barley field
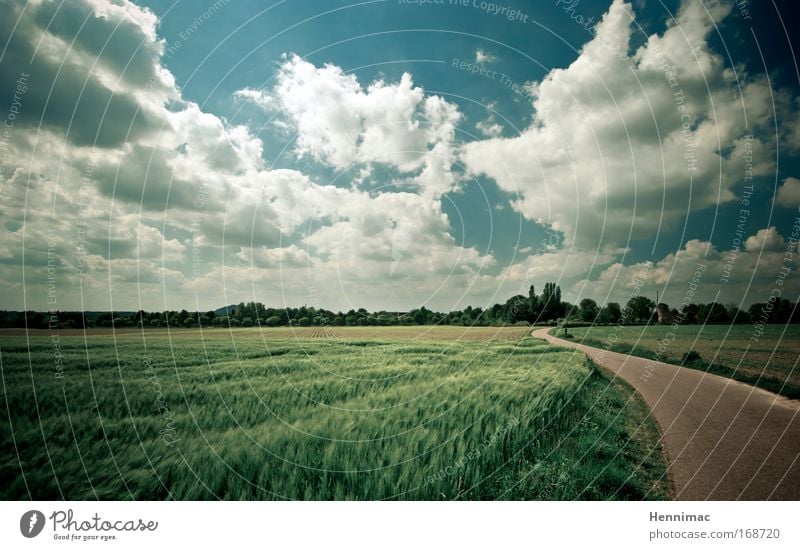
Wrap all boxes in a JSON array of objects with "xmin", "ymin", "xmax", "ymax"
[{"xmin": 0, "ymin": 327, "xmax": 667, "ymax": 500}]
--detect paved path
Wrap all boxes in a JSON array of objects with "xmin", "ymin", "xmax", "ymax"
[{"xmin": 532, "ymin": 328, "xmax": 800, "ymax": 500}]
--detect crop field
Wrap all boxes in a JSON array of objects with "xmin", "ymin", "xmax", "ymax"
[
  {"xmin": 563, "ymin": 325, "xmax": 800, "ymax": 398},
  {"xmin": 0, "ymin": 325, "xmax": 533, "ymax": 341},
  {"xmin": 0, "ymin": 327, "xmax": 667, "ymax": 500}
]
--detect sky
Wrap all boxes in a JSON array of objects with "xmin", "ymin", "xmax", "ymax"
[{"xmin": 1, "ymin": 0, "xmax": 799, "ymax": 313}]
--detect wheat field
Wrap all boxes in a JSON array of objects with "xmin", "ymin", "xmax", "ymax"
[{"xmin": 0, "ymin": 328, "xmax": 667, "ymax": 500}]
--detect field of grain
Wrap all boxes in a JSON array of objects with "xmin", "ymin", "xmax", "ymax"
[
  {"xmin": 0, "ymin": 325, "xmax": 532, "ymax": 341},
  {"xmin": 565, "ymin": 324, "xmax": 800, "ymax": 398},
  {"xmin": 0, "ymin": 327, "xmax": 667, "ymax": 500}
]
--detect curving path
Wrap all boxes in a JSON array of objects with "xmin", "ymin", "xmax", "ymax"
[{"xmin": 532, "ymin": 328, "xmax": 800, "ymax": 500}]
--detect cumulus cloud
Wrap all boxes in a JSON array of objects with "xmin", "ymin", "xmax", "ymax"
[
  {"xmin": 237, "ymin": 55, "xmax": 462, "ymax": 195},
  {"xmin": 1, "ymin": 0, "xmax": 797, "ymax": 313},
  {"xmin": 776, "ymin": 177, "xmax": 800, "ymax": 208},
  {"xmin": 573, "ymin": 227, "xmax": 799, "ymax": 307},
  {"xmin": 0, "ymin": 0, "xmax": 297, "ymax": 308},
  {"xmin": 461, "ymin": 0, "xmax": 779, "ymax": 251},
  {"xmin": 0, "ymin": 0, "xmax": 492, "ymax": 311},
  {"xmin": 744, "ymin": 227, "xmax": 785, "ymax": 253}
]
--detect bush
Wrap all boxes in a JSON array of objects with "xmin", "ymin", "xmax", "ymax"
[{"xmin": 682, "ymin": 350, "xmax": 702, "ymax": 364}]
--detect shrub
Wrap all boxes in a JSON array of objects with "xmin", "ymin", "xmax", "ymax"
[{"xmin": 682, "ymin": 350, "xmax": 702, "ymax": 364}]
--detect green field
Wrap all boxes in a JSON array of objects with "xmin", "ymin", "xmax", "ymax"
[
  {"xmin": 563, "ymin": 324, "xmax": 800, "ymax": 398},
  {"xmin": 0, "ymin": 327, "xmax": 667, "ymax": 500}
]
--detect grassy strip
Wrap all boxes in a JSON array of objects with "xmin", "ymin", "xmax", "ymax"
[
  {"xmin": 549, "ymin": 329, "xmax": 800, "ymax": 400},
  {"xmin": 484, "ymin": 355, "xmax": 669, "ymax": 500}
]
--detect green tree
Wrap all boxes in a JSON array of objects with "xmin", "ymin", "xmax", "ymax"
[
  {"xmin": 624, "ymin": 296, "xmax": 656, "ymax": 324},
  {"xmin": 579, "ymin": 298, "xmax": 599, "ymax": 322},
  {"xmin": 727, "ymin": 305, "xmax": 750, "ymax": 324},
  {"xmin": 596, "ymin": 302, "xmax": 622, "ymax": 324},
  {"xmin": 504, "ymin": 295, "xmax": 529, "ymax": 323},
  {"xmin": 527, "ymin": 285, "xmax": 541, "ymax": 322},
  {"xmin": 748, "ymin": 298, "xmax": 795, "ymax": 324},
  {"xmin": 697, "ymin": 302, "xmax": 729, "ymax": 324},
  {"xmin": 680, "ymin": 303, "xmax": 700, "ymax": 324}
]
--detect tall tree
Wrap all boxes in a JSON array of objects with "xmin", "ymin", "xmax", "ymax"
[
  {"xmin": 527, "ymin": 285, "xmax": 541, "ymax": 322},
  {"xmin": 539, "ymin": 282, "xmax": 562, "ymax": 321}
]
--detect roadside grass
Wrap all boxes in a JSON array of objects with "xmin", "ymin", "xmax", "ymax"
[
  {"xmin": 552, "ymin": 325, "xmax": 800, "ymax": 399},
  {"xmin": 0, "ymin": 329, "xmax": 667, "ymax": 500}
]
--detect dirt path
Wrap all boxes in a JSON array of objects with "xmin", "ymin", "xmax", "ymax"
[{"xmin": 532, "ymin": 328, "xmax": 800, "ymax": 500}]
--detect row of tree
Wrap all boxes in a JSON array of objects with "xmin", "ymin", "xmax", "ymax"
[
  {"xmin": 568, "ymin": 296, "xmax": 800, "ymax": 326},
  {"xmin": 1, "ymin": 283, "xmax": 798, "ymax": 329}
]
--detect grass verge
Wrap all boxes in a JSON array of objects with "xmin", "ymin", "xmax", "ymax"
[{"xmin": 549, "ymin": 327, "xmax": 800, "ymax": 400}]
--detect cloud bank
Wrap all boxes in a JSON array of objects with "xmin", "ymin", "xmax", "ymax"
[{"xmin": 1, "ymin": 0, "xmax": 798, "ymax": 312}]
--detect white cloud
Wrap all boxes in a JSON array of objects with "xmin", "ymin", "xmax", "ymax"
[
  {"xmin": 2, "ymin": 0, "xmax": 797, "ymax": 314},
  {"xmin": 776, "ymin": 177, "xmax": 800, "ymax": 208},
  {"xmin": 235, "ymin": 245, "xmax": 312, "ymax": 269},
  {"xmin": 476, "ymin": 119, "xmax": 503, "ymax": 138},
  {"xmin": 573, "ymin": 227, "xmax": 799, "ymax": 307},
  {"xmin": 238, "ymin": 55, "xmax": 462, "ymax": 196},
  {"xmin": 461, "ymin": 0, "xmax": 779, "ymax": 250},
  {"xmin": 0, "ymin": 1, "xmax": 491, "ymax": 311},
  {"xmin": 475, "ymin": 49, "xmax": 496, "ymax": 65},
  {"xmin": 744, "ymin": 227, "xmax": 785, "ymax": 253}
]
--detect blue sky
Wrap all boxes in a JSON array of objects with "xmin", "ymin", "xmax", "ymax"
[{"xmin": 1, "ymin": 0, "xmax": 799, "ymax": 311}]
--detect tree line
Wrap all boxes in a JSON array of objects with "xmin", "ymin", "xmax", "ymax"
[{"xmin": 0, "ymin": 283, "xmax": 798, "ymax": 329}]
